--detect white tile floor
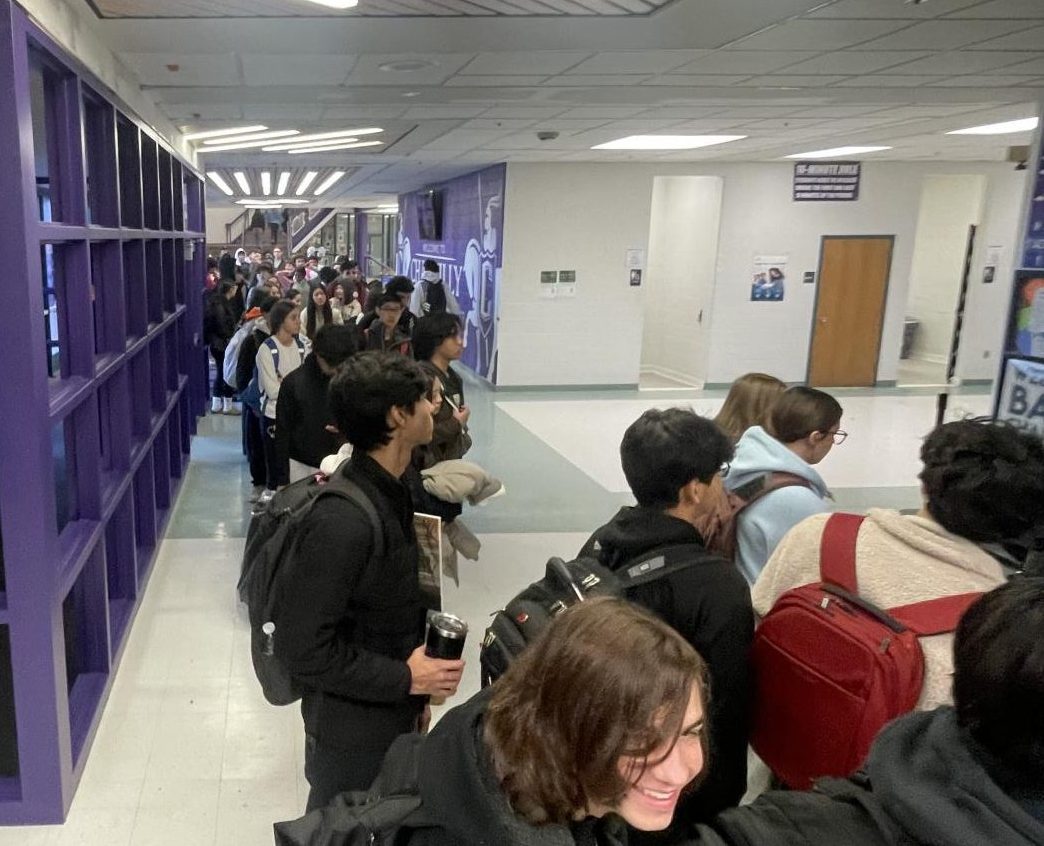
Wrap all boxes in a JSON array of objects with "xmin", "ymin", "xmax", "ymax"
[
  {"xmin": 0, "ymin": 382, "xmax": 995, "ymax": 843},
  {"xmin": 496, "ymin": 392, "xmax": 991, "ymax": 492}
]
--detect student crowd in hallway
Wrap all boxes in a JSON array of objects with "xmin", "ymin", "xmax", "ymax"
[{"xmin": 203, "ymin": 246, "xmax": 1044, "ymax": 846}]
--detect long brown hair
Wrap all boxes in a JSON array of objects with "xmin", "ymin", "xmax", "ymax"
[
  {"xmin": 714, "ymin": 373, "xmax": 786, "ymax": 444},
  {"xmin": 483, "ymin": 598, "xmax": 707, "ymax": 826}
]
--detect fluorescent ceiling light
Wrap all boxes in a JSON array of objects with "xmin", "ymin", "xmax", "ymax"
[
  {"xmin": 266, "ymin": 137, "xmax": 358, "ymax": 152},
  {"xmin": 235, "ymin": 198, "xmax": 310, "ymax": 206},
  {"xmin": 302, "ymin": 0, "xmax": 359, "ymax": 7},
  {"xmin": 288, "ymin": 141, "xmax": 383, "ymax": 154},
  {"xmin": 233, "ymin": 171, "xmax": 251, "ymax": 194},
  {"xmin": 206, "ymin": 171, "xmax": 234, "ymax": 196},
  {"xmin": 185, "ymin": 125, "xmax": 266, "ymax": 141},
  {"xmin": 946, "ymin": 117, "xmax": 1039, "ymax": 136},
  {"xmin": 785, "ymin": 145, "xmax": 892, "ymax": 159},
  {"xmin": 296, "ymin": 171, "xmax": 319, "ymax": 196},
  {"xmin": 277, "ymin": 171, "xmax": 291, "ymax": 195},
  {"xmin": 260, "ymin": 128, "xmax": 383, "ymax": 151},
  {"xmin": 314, "ymin": 171, "xmax": 346, "ymax": 196},
  {"xmin": 203, "ymin": 129, "xmax": 299, "ymax": 146},
  {"xmin": 199, "ymin": 139, "xmax": 296, "ymax": 153},
  {"xmin": 260, "ymin": 171, "xmax": 272, "ymax": 196},
  {"xmin": 592, "ymin": 134, "xmax": 747, "ymax": 150}
]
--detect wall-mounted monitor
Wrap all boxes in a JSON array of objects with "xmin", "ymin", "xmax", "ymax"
[{"xmin": 417, "ymin": 190, "xmax": 442, "ymax": 241}]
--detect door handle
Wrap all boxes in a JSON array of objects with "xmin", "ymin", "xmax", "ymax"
[{"xmin": 819, "ymin": 317, "xmax": 828, "ymax": 324}]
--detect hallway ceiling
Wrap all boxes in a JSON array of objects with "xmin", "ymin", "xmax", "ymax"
[{"xmin": 85, "ymin": 0, "xmax": 1044, "ymax": 205}]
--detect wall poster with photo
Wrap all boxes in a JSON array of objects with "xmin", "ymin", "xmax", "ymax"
[
  {"xmin": 414, "ymin": 513, "xmax": 444, "ymax": 613},
  {"xmin": 750, "ymin": 255, "xmax": 788, "ymax": 302}
]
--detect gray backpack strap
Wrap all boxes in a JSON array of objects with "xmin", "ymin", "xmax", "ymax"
[{"xmin": 617, "ymin": 543, "xmax": 716, "ymax": 588}]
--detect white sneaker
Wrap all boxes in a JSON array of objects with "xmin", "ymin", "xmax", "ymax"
[
  {"xmin": 222, "ymin": 398, "xmax": 241, "ymax": 415},
  {"xmin": 248, "ymin": 485, "xmax": 265, "ymax": 503},
  {"xmin": 257, "ymin": 489, "xmax": 276, "ymax": 506},
  {"xmin": 211, "ymin": 396, "xmax": 222, "ymax": 413}
]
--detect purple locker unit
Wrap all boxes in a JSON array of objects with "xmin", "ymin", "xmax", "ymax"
[{"xmin": 0, "ymin": 0, "xmax": 207, "ymax": 823}]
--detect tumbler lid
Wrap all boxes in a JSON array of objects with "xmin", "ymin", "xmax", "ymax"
[{"xmin": 430, "ymin": 613, "xmax": 468, "ymax": 639}]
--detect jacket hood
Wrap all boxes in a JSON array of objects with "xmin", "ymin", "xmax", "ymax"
[
  {"xmin": 865, "ymin": 708, "xmax": 1044, "ymax": 846},
  {"xmin": 588, "ymin": 507, "xmax": 704, "ymax": 567},
  {"xmin": 417, "ymin": 689, "xmax": 588, "ymax": 846},
  {"xmin": 726, "ymin": 426, "xmax": 828, "ymax": 496}
]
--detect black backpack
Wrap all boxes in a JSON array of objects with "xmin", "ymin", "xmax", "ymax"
[
  {"xmin": 274, "ymin": 733, "xmax": 434, "ymax": 845},
  {"xmin": 479, "ymin": 546, "xmax": 703, "ymax": 688},
  {"xmin": 237, "ymin": 467, "xmax": 384, "ymax": 706}
]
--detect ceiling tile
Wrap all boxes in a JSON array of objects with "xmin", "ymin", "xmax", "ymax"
[
  {"xmin": 856, "ymin": 19, "xmax": 1025, "ymax": 50},
  {"xmin": 445, "ymin": 75, "xmax": 548, "ymax": 86},
  {"xmin": 642, "ymin": 75, "xmax": 752, "ymax": 86},
  {"xmin": 239, "ymin": 103, "xmax": 325, "ymax": 120},
  {"xmin": 345, "ymin": 54, "xmax": 474, "ymax": 86},
  {"xmin": 945, "ymin": 0, "xmax": 1044, "ymax": 17},
  {"xmin": 984, "ymin": 56, "xmax": 1044, "ymax": 75},
  {"xmin": 559, "ymin": 106, "xmax": 646, "ymax": 118},
  {"xmin": 877, "ymin": 50, "xmax": 1041, "ymax": 75},
  {"xmin": 673, "ymin": 51, "xmax": 821, "ymax": 74},
  {"xmin": 778, "ymin": 50, "xmax": 929, "ymax": 75},
  {"xmin": 163, "ymin": 103, "xmax": 243, "ymax": 120},
  {"xmin": 806, "ymin": 0, "xmax": 982, "ymax": 18},
  {"xmin": 786, "ymin": 105, "xmax": 894, "ymax": 118},
  {"xmin": 420, "ymin": 129, "xmax": 511, "ymax": 150},
  {"xmin": 458, "ymin": 51, "xmax": 591, "ymax": 75},
  {"xmin": 123, "ymin": 52, "xmax": 239, "ymax": 86},
  {"xmin": 459, "ymin": 118, "xmax": 537, "ymax": 130},
  {"xmin": 725, "ymin": 20, "xmax": 912, "ymax": 51},
  {"xmin": 563, "ymin": 50, "xmax": 710, "ymax": 75},
  {"xmin": 835, "ymin": 74, "xmax": 948, "ymax": 87},
  {"xmin": 402, "ymin": 104, "xmax": 488, "ymax": 118},
  {"xmin": 543, "ymin": 74, "xmax": 652, "ymax": 86},
  {"xmin": 930, "ymin": 74, "xmax": 1044, "ymax": 86},
  {"xmin": 320, "ymin": 106, "xmax": 410, "ymax": 119},
  {"xmin": 739, "ymin": 75, "xmax": 852, "ymax": 87},
  {"xmin": 481, "ymin": 106, "xmax": 569, "ymax": 119},
  {"xmin": 241, "ymin": 55, "xmax": 357, "ymax": 87},
  {"xmin": 965, "ymin": 24, "xmax": 1044, "ymax": 50}
]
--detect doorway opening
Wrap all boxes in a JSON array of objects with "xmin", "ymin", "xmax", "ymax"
[
  {"xmin": 897, "ymin": 175, "xmax": 986, "ymax": 388},
  {"xmin": 639, "ymin": 175, "xmax": 723, "ymax": 390}
]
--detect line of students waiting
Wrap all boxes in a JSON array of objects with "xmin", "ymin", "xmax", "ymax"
[{"xmin": 272, "ymin": 360, "xmax": 1044, "ymax": 846}]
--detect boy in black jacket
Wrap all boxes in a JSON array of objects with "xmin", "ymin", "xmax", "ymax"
[
  {"xmin": 275, "ymin": 352, "xmax": 466, "ymax": 812},
  {"xmin": 274, "ymin": 324, "xmax": 356, "ymax": 482},
  {"xmin": 580, "ymin": 408, "xmax": 753, "ymax": 842}
]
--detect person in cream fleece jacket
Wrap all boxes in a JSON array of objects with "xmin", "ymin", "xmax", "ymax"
[{"xmin": 752, "ymin": 418, "xmax": 1044, "ymax": 710}]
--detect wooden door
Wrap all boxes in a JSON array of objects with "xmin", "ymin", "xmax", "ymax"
[{"xmin": 808, "ymin": 237, "xmax": 894, "ymax": 387}]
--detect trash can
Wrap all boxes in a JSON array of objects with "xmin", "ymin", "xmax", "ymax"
[{"xmin": 901, "ymin": 318, "xmax": 920, "ymax": 360}]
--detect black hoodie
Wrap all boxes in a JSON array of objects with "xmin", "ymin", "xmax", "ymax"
[
  {"xmin": 579, "ymin": 508, "xmax": 754, "ymax": 836},
  {"xmin": 408, "ymin": 688, "xmax": 631, "ymax": 846},
  {"xmin": 698, "ymin": 707, "xmax": 1044, "ymax": 846}
]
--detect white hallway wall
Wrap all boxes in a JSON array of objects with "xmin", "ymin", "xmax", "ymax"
[{"xmin": 498, "ymin": 161, "xmax": 1023, "ymax": 388}]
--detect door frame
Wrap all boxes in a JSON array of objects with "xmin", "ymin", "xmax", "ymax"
[{"xmin": 806, "ymin": 234, "xmax": 896, "ymax": 387}]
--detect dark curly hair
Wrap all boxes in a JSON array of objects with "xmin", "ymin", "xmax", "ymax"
[
  {"xmin": 919, "ymin": 419, "xmax": 1044, "ymax": 543},
  {"xmin": 328, "ymin": 352, "xmax": 428, "ymax": 451}
]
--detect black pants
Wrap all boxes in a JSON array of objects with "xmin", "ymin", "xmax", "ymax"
[
  {"xmin": 262, "ymin": 418, "xmax": 288, "ymax": 490},
  {"xmin": 304, "ymin": 734, "xmax": 390, "ymax": 812},
  {"xmin": 244, "ymin": 408, "xmax": 266, "ymax": 487},
  {"xmin": 269, "ymin": 222, "xmax": 280, "ymax": 244},
  {"xmin": 210, "ymin": 348, "xmax": 235, "ymax": 399}
]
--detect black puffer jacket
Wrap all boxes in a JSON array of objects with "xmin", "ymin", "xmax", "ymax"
[
  {"xmin": 690, "ymin": 708, "xmax": 1044, "ymax": 846},
  {"xmin": 203, "ymin": 290, "xmax": 237, "ymax": 353}
]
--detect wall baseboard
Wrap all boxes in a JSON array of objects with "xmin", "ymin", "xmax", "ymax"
[
  {"xmin": 640, "ymin": 364, "xmax": 703, "ymax": 387},
  {"xmin": 875, "ymin": 379, "xmax": 898, "ymax": 388}
]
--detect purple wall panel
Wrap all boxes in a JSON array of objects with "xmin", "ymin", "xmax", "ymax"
[{"xmin": 397, "ymin": 164, "xmax": 506, "ymax": 383}]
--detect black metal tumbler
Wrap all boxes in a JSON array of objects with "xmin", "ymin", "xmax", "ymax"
[{"xmin": 425, "ymin": 612, "xmax": 468, "ymax": 660}]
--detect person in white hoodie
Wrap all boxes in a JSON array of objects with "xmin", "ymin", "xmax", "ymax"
[
  {"xmin": 724, "ymin": 386, "xmax": 843, "ymax": 583},
  {"xmin": 752, "ymin": 418, "xmax": 1044, "ymax": 711},
  {"xmin": 410, "ymin": 258, "xmax": 461, "ymax": 317}
]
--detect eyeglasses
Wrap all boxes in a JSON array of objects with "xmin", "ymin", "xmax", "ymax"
[
  {"xmin": 718, "ymin": 461, "xmax": 731, "ymax": 478},
  {"xmin": 831, "ymin": 430, "xmax": 848, "ymax": 445}
]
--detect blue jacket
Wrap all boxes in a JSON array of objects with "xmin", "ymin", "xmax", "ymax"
[{"xmin": 724, "ymin": 426, "xmax": 830, "ymax": 584}]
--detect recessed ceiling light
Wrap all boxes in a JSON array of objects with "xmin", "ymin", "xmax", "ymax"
[
  {"xmin": 296, "ymin": 171, "xmax": 319, "ymax": 196},
  {"xmin": 277, "ymin": 171, "xmax": 291, "ymax": 195},
  {"xmin": 379, "ymin": 59, "xmax": 436, "ymax": 72},
  {"xmin": 314, "ymin": 171, "xmax": 347, "ymax": 196},
  {"xmin": 185, "ymin": 125, "xmax": 267, "ymax": 141},
  {"xmin": 233, "ymin": 171, "xmax": 251, "ymax": 193},
  {"xmin": 302, "ymin": 0, "xmax": 358, "ymax": 7},
  {"xmin": 402, "ymin": 91, "xmax": 421, "ymax": 98},
  {"xmin": 260, "ymin": 171, "xmax": 272, "ymax": 195},
  {"xmin": 206, "ymin": 172, "xmax": 234, "ymax": 196},
  {"xmin": 288, "ymin": 141, "xmax": 383, "ymax": 154},
  {"xmin": 946, "ymin": 117, "xmax": 1039, "ymax": 136},
  {"xmin": 785, "ymin": 145, "xmax": 892, "ymax": 159},
  {"xmin": 591, "ymin": 135, "xmax": 747, "ymax": 150},
  {"xmin": 203, "ymin": 129, "xmax": 300, "ymax": 146}
]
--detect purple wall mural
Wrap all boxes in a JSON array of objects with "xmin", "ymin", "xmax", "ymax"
[{"xmin": 397, "ymin": 164, "xmax": 505, "ymax": 383}]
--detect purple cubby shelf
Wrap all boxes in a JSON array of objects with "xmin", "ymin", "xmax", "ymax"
[{"xmin": 0, "ymin": 0, "xmax": 207, "ymax": 823}]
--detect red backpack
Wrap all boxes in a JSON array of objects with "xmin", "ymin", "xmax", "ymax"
[{"xmin": 750, "ymin": 512, "xmax": 982, "ymax": 789}]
